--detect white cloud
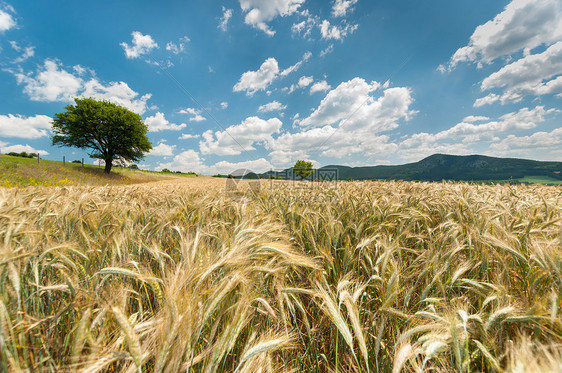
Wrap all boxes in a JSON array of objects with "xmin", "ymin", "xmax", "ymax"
[
  {"xmin": 319, "ymin": 20, "xmax": 358, "ymax": 40},
  {"xmin": 474, "ymin": 93, "xmax": 500, "ymax": 107},
  {"xmin": 178, "ymin": 107, "xmax": 206, "ymax": 122},
  {"xmin": 120, "ymin": 31, "xmax": 158, "ymax": 59},
  {"xmin": 399, "ymin": 106, "xmax": 558, "ymax": 160},
  {"xmin": 0, "ymin": 7, "xmax": 16, "ymax": 32},
  {"xmin": 298, "ymin": 76, "xmax": 313, "ymax": 87},
  {"xmin": 11, "ymin": 59, "xmax": 152, "ymax": 114},
  {"xmin": 446, "ymin": 0, "xmax": 562, "ymax": 69},
  {"xmin": 299, "ymin": 78, "xmax": 414, "ymax": 132},
  {"xmin": 9, "ymin": 41, "xmax": 34, "ymax": 63},
  {"xmin": 165, "ymin": 36, "xmax": 190, "ymax": 55},
  {"xmin": 144, "ymin": 112, "xmax": 187, "ymax": 132},
  {"xmin": 13, "ymin": 59, "xmax": 82, "ymax": 102},
  {"xmin": 480, "ymin": 41, "xmax": 562, "ymax": 103},
  {"xmin": 200, "ymin": 116, "xmax": 282, "ymax": 156},
  {"xmin": 158, "ymin": 149, "xmax": 273, "ymax": 175},
  {"xmin": 291, "ymin": 14, "xmax": 318, "ymax": 39},
  {"xmin": 1, "ymin": 144, "xmax": 48, "ymax": 156},
  {"xmin": 179, "ymin": 133, "xmax": 199, "ymax": 140},
  {"xmin": 81, "ymin": 79, "xmax": 152, "ymax": 115},
  {"xmin": 258, "ymin": 100, "xmax": 287, "ymax": 112},
  {"xmin": 320, "ymin": 44, "xmax": 334, "ymax": 57},
  {"xmin": 149, "ymin": 142, "xmax": 176, "ymax": 156},
  {"xmin": 268, "ymin": 78, "xmax": 414, "ymax": 159},
  {"xmin": 332, "ymin": 0, "xmax": 358, "ymax": 17},
  {"xmin": 212, "ymin": 158, "xmax": 274, "ymax": 174},
  {"xmin": 219, "ymin": 7, "xmax": 233, "ymax": 31},
  {"xmin": 280, "ymin": 51, "xmax": 312, "ymax": 76},
  {"xmin": 238, "ymin": 0, "xmax": 305, "ymax": 36},
  {"xmin": 0, "ymin": 114, "xmax": 52, "ymax": 139},
  {"xmin": 233, "ymin": 54, "xmax": 312, "ymax": 95},
  {"xmin": 490, "ymin": 126, "xmax": 562, "ymax": 156},
  {"xmin": 462, "ymin": 115, "xmax": 490, "ymax": 123},
  {"xmin": 233, "ymin": 57, "xmax": 280, "ymax": 95},
  {"xmin": 310, "ymin": 80, "xmax": 331, "ymax": 94},
  {"xmin": 220, "ymin": 101, "xmax": 229, "ymax": 109}
]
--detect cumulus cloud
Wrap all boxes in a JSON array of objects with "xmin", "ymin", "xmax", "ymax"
[
  {"xmin": 238, "ymin": 0, "xmax": 305, "ymax": 36},
  {"xmin": 179, "ymin": 133, "xmax": 199, "ymax": 140},
  {"xmin": 0, "ymin": 6, "xmax": 16, "ymax": 32},
  {"xmin": 0, "ymin": 114, "xmax": 52, "ymax": 139},
  {"xmin": 399, "ymin": 106, "xmax": 558, "ymax": 160},
  {"xmin": 1, "ymin": 144, "xmax": 48, "ymax": 156},
  {"xmin": 149, "ymin": 141, "xmax": 176, "ymax": 156},
  {"xmin": 233, "ymin": 57, "xmax": 279, "ymax": 95},
  {"xmin": 473, "ymin": 93, "xmax": 500, "ymax": 108},
  {"xmin": 299, "ymin": 77, "xmax": 415, "ymax": 132},
  {"xmin": 445, "ymin": 0, "xmax": 562, "ymax": 69},
  {"xmin": 319, "ymin": 20, "xmax": 358, "ymax": 40},
  {"xmin": 234, "ymin": 54, "xmax": 312, "ymax": 95},
  {"xmin": 158, "ymin": 149, "xmax": 273, "ymax": 174},
  {"xmin": 178, "ymin": 107, "xmax": 206, "ymax": 122},
  {"xmin": 220, "ymin": 101, "xmax": 229, "ymax": 109},
  {"xmin": 258, "ymin": 100, "xmax": 287, "ymax": 112},
  {"xmin": 480, "ymin": 41, "xmax": 562, "ymax": 103},
  {"xmin": 490, "ymin": 126, "xmax": 562, "ymax": 156},
  {"xmin": 462, "ymin": 115, "xmax": 490, "ymax": 123},
  {"xmin": 10, "ymin": 59, "xmax": 152, "ymax": 114},
  {"xmin": 310, "ymin": 80, "xmax": 331, "ymax": 94},
  {"xmin": 120, "ymin": 31, "xmax": 158, "ymax": 59},
  {"xmin": 287, "ymin": 75, "xmax": 314, "ymax": 93},
  {"xmin": 268, "ymin": 78, "xmax": 414, "ymax": 159},
  {"xmin": 219, "ymin": 7, "xmax": 233, "ymax": 31},
  {"xmin": 332, "ymin": 0, "xmax": 358, "ymax": 17},
  {"xmin": 200, "ymin": 116, "xmax": 282, "ymax": 156},
  {"xmin": 144, "ymin": 112, "xmax": 187, "ymax": 132}
]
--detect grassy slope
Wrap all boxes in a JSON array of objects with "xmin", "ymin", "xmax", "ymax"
[{"xmin": 0, "ymin": 155, "xmax": 194, "ymax": 187}]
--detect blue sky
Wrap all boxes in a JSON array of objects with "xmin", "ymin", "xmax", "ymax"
[{"xmin": 1, "ymin": 0, "xmax": 561, "ymax": 174}]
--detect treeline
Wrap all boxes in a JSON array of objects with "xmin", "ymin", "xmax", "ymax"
[{"xmin": 4, "ymin": 152, "xmax": 38, "ymax": 158}]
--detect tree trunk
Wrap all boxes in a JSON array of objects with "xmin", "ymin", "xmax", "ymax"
[{"xmin": 104, "ymin": 159, "xmax": 113, "ymax": 174}]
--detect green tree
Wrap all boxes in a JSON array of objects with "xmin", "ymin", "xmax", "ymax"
[
  {"xmin": 51, "ymin": 98, "xmax": 152, "ymax": 174},
  {"xmin": 293, "ymin": 160, "xmax": 314, "ymax": 180}
]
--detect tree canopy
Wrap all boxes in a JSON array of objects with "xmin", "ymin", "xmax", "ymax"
[
  {"xmin": 293, "ymin": 160, "xmax": 314, "ymax": 180},
  {"xmin": 51, "ymin": 98, "xmax": 152, "ymax": 174}
]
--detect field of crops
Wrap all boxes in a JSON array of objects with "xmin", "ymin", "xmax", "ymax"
[{"xmin": 0, "ymin": 178, "xmax": 560, "ymax": 372}]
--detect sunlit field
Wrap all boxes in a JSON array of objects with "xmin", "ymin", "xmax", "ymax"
[{"xmin": 0, "ymin": 178, "xmax": 561, "ymax": 372}]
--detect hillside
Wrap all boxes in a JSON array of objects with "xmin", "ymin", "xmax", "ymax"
[
  {"xmin": 0, "ymin": 154, "xmax": 194, "ymax": 187},
  {"xmin": 262, "ymin": 154, "xmax": 562, "ymax": 183}
]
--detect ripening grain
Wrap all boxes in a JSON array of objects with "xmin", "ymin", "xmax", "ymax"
[{"xmin": 0, "ymin": 178, "xmax": 560, "ymax": 372}]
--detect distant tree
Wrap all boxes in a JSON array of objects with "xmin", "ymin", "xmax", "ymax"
[
  {"xmin": 51, "ymin": 98, "xmax": 152, "ymax": 174},
  {"xmin": 72, "ymin": 160, "xmax": 82, "ymax": 164},
  {"xmin": 161, "ymin": 168, "xmax": 171, "ymax": 173},
  {"xmin": 128, "ymin": 164, "xmax": 139, "ymax": 170},
  {"xmin": 293, "ymin": 160, "xmax": 314, "ymax": 180}
]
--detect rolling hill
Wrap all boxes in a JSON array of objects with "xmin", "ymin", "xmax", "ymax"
[{"xmin": 261, "ymin": 154, "xmax": 562, "ymax": 183}]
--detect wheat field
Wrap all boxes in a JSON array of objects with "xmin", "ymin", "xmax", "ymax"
[{"xmin": 0, "ymin": 178, "xmax": 560, "ymax": 372}]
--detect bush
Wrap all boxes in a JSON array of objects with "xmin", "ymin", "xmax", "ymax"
[
  {"xmin": 72, "ymin": 160, "xmax": 82, "ymax": 164},
  {"xmin": 162, "ymin": 168, "xmax": 171, "ymax": 173},
  {"xmin": 6, "ymin": 152, "xmax": 37, "ymax": 159}
]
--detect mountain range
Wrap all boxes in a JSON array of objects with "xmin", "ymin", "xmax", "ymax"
[{"xmin": 259, "ymin": 154, "xmax": 562, "ymax": 183}]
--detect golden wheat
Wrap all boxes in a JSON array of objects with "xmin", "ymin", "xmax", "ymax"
[{"xmin": 0, "ymin": 178, "xmax": 560, "ymax": 371}]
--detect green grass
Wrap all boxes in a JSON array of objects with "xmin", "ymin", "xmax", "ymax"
[
  {"xmin": 0, "ymin": 155, "xmax": 192, "ymax": 187},
  {"xmin": 515, "ymin": 175, "xmax": 562, "ymax": 184}
]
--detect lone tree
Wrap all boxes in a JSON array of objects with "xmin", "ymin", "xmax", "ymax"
[
  {"xmin": 293, "ymin": 160, "xmax": 314, "ymax": 180},
  {"xmin": 52, "ymin": 98, "xmax": 152, "ymax": 174}
]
